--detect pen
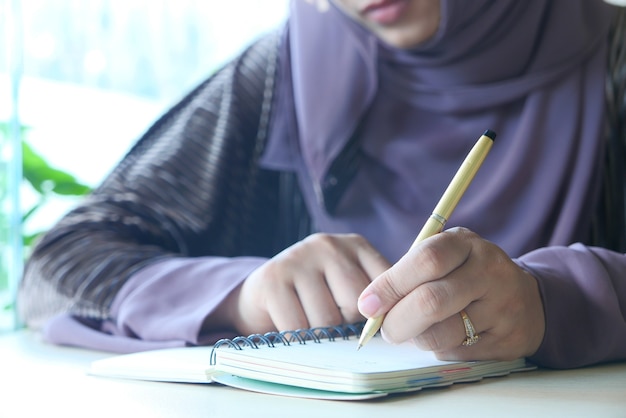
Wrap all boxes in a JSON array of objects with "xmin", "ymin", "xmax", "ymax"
[{"xmin": 357, "ymin": 129, "xmax": 496, "ymax": 350}]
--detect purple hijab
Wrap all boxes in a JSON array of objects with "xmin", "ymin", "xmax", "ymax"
[{"xmin": 261, "ymin": 0, "xmax": 616, "ymax": 261}]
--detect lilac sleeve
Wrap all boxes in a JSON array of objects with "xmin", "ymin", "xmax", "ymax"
[
  {"xmin": 43, "ymin": 256, "xmax": 267, "ymax": 353},
  {"xmin": 516, "ymin": 243, "xmax": 626, "ymax": 369}
]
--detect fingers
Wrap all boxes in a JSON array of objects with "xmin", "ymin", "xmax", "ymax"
[
  {"xmin": 424, "ymin": 307, "xmax": 531, "ymax": 362},
  {"xmin": 265, "ymin": 279, "xmax": 311, "ymax": 332},
  {"xmin": 300, "ymin": 234, "xmax": 390, "ymax": 326},
  {"xmin": 239, "ymin": 233, "xmax": 390, "ymax": 335},
  {"xmin": 239, "ymin": 227, "xmax": 546, "ymax": 362},
  {"xmin": 411, "ymin": 305, "xmax": 495, "ymax": 355},
  {"xmin": 355, "ymin": 226, "xmax": 545, "ymax": 360},
  {"xmin": 358, "ymin": 228, "xmax": 477, "ymax": 321},
  {"xmin": 411, "ymin": 307, "xmax": 474, "ymax": 352},
  {"xmin": 293, "ymin": 270, "xmax": 344, "ymax": 328},
  {"xmin": 412, "ymin": 272, "xmax": 543, "ymax": 362},
  {"xmin": 319, "ymin": 234, "xmax": 391, "ymax": 318},
  {"xmin": 381, "ymin": 267, "xmax": 487, "ymax": 342}
]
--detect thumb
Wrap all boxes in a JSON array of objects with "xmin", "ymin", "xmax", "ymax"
[
  {"xmin": 357, "ymin": 232, "xmax": 455, "ymax": 319},
  {"xmin": 357, "ymin": 265, "xmax": 406, "ymax": 319}
]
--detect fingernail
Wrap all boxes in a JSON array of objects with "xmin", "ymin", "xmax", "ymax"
[{"xmin": 358, "ymin": 292, "xmax": 382, "ymax": 317}]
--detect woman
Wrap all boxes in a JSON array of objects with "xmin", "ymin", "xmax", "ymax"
[{"xmin": 19, "ymin": 0, "xmax": 626, "ymax": 368}]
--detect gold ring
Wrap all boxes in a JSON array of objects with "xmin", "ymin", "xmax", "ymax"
[{"xmin": 460, "ymin": 309, "xmax": 480, "ymax": 346}]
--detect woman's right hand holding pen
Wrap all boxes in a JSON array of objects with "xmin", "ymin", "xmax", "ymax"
[{"xmin": 357, "ymin": 227, "xmax": 546, "ymax": 361}]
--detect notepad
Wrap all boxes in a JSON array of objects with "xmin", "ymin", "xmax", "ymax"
[{"xmin": 89, "ymin": 323, "xmax": 533, "ymax": 400}]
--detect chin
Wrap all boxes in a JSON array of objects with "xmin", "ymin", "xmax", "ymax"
[{"xmin": 378, "ymin": 30, "xmax": 428, "ymax": 49}]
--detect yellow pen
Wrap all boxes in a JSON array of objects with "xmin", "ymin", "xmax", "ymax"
[{"xmin": 357, "ymin": 129, "xmax": 496, "ymax": 350}]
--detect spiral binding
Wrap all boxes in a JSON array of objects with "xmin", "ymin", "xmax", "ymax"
[{"xmin": 209, "ymin": 322, "xmax": 364, "ymax": 365}]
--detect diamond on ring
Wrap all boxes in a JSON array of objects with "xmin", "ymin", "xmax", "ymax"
[{"xmin": 460, "ymin": 309, "xmax": 481, "ymax": 346}]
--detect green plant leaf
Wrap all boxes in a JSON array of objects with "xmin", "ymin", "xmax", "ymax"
[
  {"xmin": 21, "ymin": 199, "xmax": 43, "ymax": 223},
  {"xmin": 22, "ymin": 140, "xmax": 92, "ymax": 196},
  {"xmin": 23, "ymin": 231, "xmax": 43, "ymax": 247},
  {"xmin": 1, "ymin": 121, "xmax": 93, "ymax": 257}
]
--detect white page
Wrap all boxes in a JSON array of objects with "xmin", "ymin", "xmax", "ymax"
[{"xmin": 89, "ymin": 346, "xmax": 215, "ymax": 383}]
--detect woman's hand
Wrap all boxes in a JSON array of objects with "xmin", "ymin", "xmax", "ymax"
[
  {"xmin": 226, "ymin": 233, "xmax": 391, "ymax": 336},
  {"xmin": 358, "ymin": 227, "xmax": 545, "ymax": 361}
]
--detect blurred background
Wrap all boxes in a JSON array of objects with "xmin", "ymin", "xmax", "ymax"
[{"xmin": 0, "ymin": 0, "xmax": 289, "ymax": 331}]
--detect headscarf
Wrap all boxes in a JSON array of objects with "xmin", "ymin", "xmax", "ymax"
[{"xmin": 261, "ymin": 0, "xmax": 617, "ymax": 261}]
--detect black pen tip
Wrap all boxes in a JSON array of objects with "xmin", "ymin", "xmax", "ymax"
[{"xmin": 483, "ymin": 129, "xmax": 497, "ymax": 141}]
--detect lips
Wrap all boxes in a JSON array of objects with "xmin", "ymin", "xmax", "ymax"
[{"xmin": 361, "ymin": 0, "xmax": 409, "ymax": 25}]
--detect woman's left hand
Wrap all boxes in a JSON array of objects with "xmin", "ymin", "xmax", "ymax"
[{"xmin": 357, "ymin": 227, "xmax": 545, "ymax": 361}]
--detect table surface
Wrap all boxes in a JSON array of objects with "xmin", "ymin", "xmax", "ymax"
[{"xmin": 1, "ymin": 330, "xmax": 625, "ymax": 418}]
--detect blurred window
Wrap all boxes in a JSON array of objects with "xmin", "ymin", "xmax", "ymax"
[{"xmin": 0, "ymin": 0, "xmax": 289, "ymax": 330}]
